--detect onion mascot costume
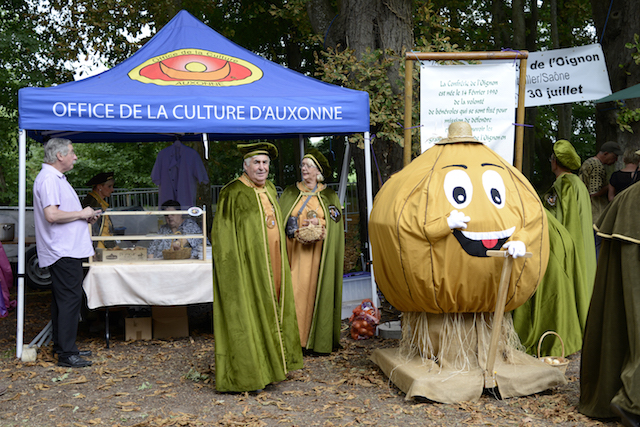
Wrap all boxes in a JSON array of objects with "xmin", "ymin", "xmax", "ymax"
[{"xmin": 370, "ymin": 122, "xmax": 566, "ymax": 403}]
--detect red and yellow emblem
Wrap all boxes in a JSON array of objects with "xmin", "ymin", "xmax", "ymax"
[{"xmin": 129, "ymin": 49, "xmax": 263, "ymax": 86}]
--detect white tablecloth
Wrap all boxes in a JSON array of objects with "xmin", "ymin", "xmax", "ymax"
[{"xmin": 83, "ymin": 263, "xmax": 213, "ymax": 309}]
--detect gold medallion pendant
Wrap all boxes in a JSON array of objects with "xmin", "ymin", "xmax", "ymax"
[
  {"xmin": 306, "ymin": 210, "xmax": 318, "ymax": 219},
  {"xmin": 265, "ymin": 214, "xmax": 276, "ymax": 229}
]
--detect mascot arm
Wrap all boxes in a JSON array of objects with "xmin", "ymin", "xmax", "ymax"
[
  {"xmin": 424, "ymin": 211, "xmax": 466, "ymax": 243},
  {"xmin": 502, "ymin": 240, "xmax": 526, "ymax": 258},
  {"xmin": 447, "ymin": 209, "xmax": 470, "ymax": 230}
]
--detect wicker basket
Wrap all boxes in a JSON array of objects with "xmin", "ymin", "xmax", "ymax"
[
  {"xmin": 162, "ymin": 247, "xmax": 191, "ymax": 260},
  {"xmin": 537, "ymin": 331, "xmax": 569, "ymax": 375},
  {"xmin": 295, "ymin": 223, "xmax": 326, "ymax": 245}
]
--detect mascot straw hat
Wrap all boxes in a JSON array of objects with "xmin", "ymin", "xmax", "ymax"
[{"xmin": 437, "ymin": 121, "xmax": 482, "ymax": 144}]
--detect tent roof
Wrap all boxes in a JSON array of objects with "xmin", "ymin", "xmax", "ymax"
[
  {"xmin": 595, "ymin": 83, "xmax": 640, "ymax": 103},
  {"xmin": 18, "ymin": 10, "xmax": 370, "ymax": 143}
]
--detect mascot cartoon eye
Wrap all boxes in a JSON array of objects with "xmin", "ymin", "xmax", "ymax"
[
  {"xmin": 444, "ymin": 169, "xmax": 473, "ymax": 209},
  {"xmin": 482, "ymin": 169, "xmax": 506, "ymax": 208}
]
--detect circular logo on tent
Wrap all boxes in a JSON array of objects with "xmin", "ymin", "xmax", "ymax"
[{"xmin": 128, "ymin": 49, "xmax": 263, "ymax": 86}]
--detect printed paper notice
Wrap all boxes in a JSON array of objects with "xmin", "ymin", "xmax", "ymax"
[{"xmin": 420, "ymin": 61, "xmax": 516, "ymax": 163}]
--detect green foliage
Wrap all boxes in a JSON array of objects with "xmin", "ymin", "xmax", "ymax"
[
  {"xmin": 571, "ymin": 102, "xmax": 598, "ymax": 158},
  {"xmin": 137, "ymin": 381, "xmax": 152, "ymax": 390},
  {"xmin": 51, "ymin": 372, "xmax": 70, "ymax": 382},
  {"xmin": 205, "ymin": 0, "xmax": 319, "ymax": 73},
  {"xmin": 616, "ymin": 104, "xmax": 640, "ymax": 134},
  {"xmin": 184, "ymin": 367, "xmax": 209, "ymax": 382},
  {"xmin": 626, "ymin": 33, "xmax": 640, "ymax": 65},
  {"xmin": 0, "ymin": 0, "xmax": 60, "ymax": 205},
  {"xmin": 14, "ymin": 141, "xmax": 164, "ymax": 206},
  {"xmin": 67, "ymin": 142, "xmax": 163, "ymax": 189},
  {"xmin": 431, "ymin": 0, "xmax": 595, "ymax": 51},
  {"xmin": 315, "ymin": 47, "xmax": 404, "ymax": 148},
  {"xmin": 613, "ymin": 34, "xmax": 640, "ymax": 134}
]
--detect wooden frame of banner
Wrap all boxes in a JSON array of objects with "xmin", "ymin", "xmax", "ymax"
[{"xmin": 403, "ymin": 51, "xmax": 529, "ymax": 171}]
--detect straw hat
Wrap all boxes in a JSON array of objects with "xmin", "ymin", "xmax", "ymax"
[{"xmin": 436, "ymin": 121, "xmax": 482, "ymax": 144}]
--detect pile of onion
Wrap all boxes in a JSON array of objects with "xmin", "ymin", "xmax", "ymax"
[{"xmin": 349, "ymin": 299, "xmax": 380, "ymax": 340}]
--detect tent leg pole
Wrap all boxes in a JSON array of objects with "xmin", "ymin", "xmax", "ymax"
[
  {"xmin": 17, "ymin": 130, "xmax": 27, "ymax": 360},
  {"xmin": 337, "ymin": 138, "xmax": 351, "ymax": 208},
  {"xmin": 363, "ymin": 131, "xmax": 378, "ymax": 308}
]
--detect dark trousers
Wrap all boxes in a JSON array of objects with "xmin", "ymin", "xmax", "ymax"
[{"xmin": 49, "ymin": 257, "xmax": 83, "ymax": 357}]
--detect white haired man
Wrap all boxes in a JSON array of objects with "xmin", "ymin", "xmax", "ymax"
[
  {"xmin": 211, "ymin": 142, "xmax": 302, "ymax": 392},
  {"xmin": 33, "ymin": 138, "xmax": 100, "ymax": 367}
]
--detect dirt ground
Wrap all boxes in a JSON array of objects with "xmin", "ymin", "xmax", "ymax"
[{"xmin": 0, "ymin": 289, "xmax": 618, "ymax": 427}]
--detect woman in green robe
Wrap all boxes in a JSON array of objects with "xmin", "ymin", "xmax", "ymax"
[
  {"xmin": 279, "ymin": 153, "xmax": 344, "ymax": 354},
  {"xmin": 513, "ymin": 140, "xmax": 596, "ymax": 357},
  {"xmin": 212, "ymin": 143, "xmax": 303, "ymax": 392}
]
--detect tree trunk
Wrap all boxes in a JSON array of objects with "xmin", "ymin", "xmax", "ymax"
[
  {"xmin": 491, "ymin": 0, "xmax": 510, "ymax": 49},
  {"xmin": 512, "ymin": 0, "xmax": 525, "ymax": 49},
  {"xmin": 307, "ymin": 0, "xmax": 413, "ymax": 261},
  {"xmin": 522, "ymin": 0, "xmax": 539, "ymax": 181},
  {"xmin": 548, "ymin": 0, "xmax": 573, "ymax": 141},
  {"xmin": 591, "ymin": 0, "xmax": 640, "ymax": 150}
]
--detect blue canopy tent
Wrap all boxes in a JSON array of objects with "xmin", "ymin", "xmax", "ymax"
[{"xmin": 16, "ymin": 10, "xmax": 373, "ymax": 358}]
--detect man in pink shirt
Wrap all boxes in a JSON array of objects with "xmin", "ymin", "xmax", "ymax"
[{"xmin": 33, "ymin": 138, "xmax": 100, "ymax": 368}]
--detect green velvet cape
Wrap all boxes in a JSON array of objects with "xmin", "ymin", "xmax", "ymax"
[
  {"xmin": 512, "ymin": 210, "xmax": 586, "ymax": 357},
  {"xmin": 279, "ymin": 185, "xmax": 344, "ymax": 353},
  {"xmin": 212, "ymin": 179, "xmax": 303, "ymax": 392},
  {"xmin": 546, "ymin": 173, "xmax": 597, "ymax": 290},
  {"xmin": 513, "ymin": 173, "xmax": 595, "ymax": 357},
  {"xmin": 579, "ymin": 182, "xmax": 640, "ymax": 418}
]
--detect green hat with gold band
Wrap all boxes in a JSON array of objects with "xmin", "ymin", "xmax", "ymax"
[
  {"xmin": 303, "ymin": 148, "xmax": 331, "ymax": 174},
  {"xmin": 553, "ymin": 139, "xmax": 582, "ymax": 170},
  {"xmin": 86, "ymin": 172, "xmax": 115, "ymax": 186},
  {"xmin": 237, "ymin": 142, "xmax": 278, "ymax": 159},
  {"xmin": 303, "ymin": 153, "xmax": 325, "ymax": 173}
]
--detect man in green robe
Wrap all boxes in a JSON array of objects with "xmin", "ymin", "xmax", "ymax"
[
  {"xmin": 279, "ymin": 152, "xmax": 344, "ymax": 354},
  {"xmin": 580, "ymin": 181, "xmax": 640, "ymax": 426},
  {"xmin": 212, "ymin": 142, "xmax": 303, "ymax": 392},
  {"xmin": 513, "ymin": 139, "xmax": 596, "ymax": 357}
]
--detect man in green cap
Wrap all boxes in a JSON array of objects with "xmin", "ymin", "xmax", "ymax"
[
  {"xmin": 211, "ymin": 142, "xmax": 303, "ymax": 392},
  {"xmin": 513, "ymin": 139, "xmax": 596, "ymax": 358},
  {"xmin": 546, "ymin": 139, "xmax": 596, "ymax": 282}
]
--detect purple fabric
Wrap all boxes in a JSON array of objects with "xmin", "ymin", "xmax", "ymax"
[
  {"xmin": 151, "ymin": 141, "xmax": 209, "ymax": 208},
  {"xmin": 0, "ymin": 242, "xmax": 14, "ymax": 317},
  {"xmin": 33, "ymin": 163, "xmax": 95, "ymax": 267}
]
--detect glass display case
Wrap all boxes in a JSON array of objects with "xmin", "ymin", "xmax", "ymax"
[{"xmin": 86, "ymin": 207, "xmax": 209, "ymax": 265}]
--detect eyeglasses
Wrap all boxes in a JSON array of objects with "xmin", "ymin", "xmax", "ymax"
[{"xmin": 300, "ymin": 162, "xmax": 317, "ymax": 170}]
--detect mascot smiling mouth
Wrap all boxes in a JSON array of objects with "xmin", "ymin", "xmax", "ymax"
[{"xmin": 453, "ymin": 226, "xmax": 515, "ymax": 257}]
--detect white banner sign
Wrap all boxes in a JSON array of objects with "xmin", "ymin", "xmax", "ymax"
[
  {"xmin": 420, "ymin": 61, "xmax": 516, "ymax": 163},
  {"xmin": 519, "ymin": 44, "xmax": 611, "ymax": 107}
]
